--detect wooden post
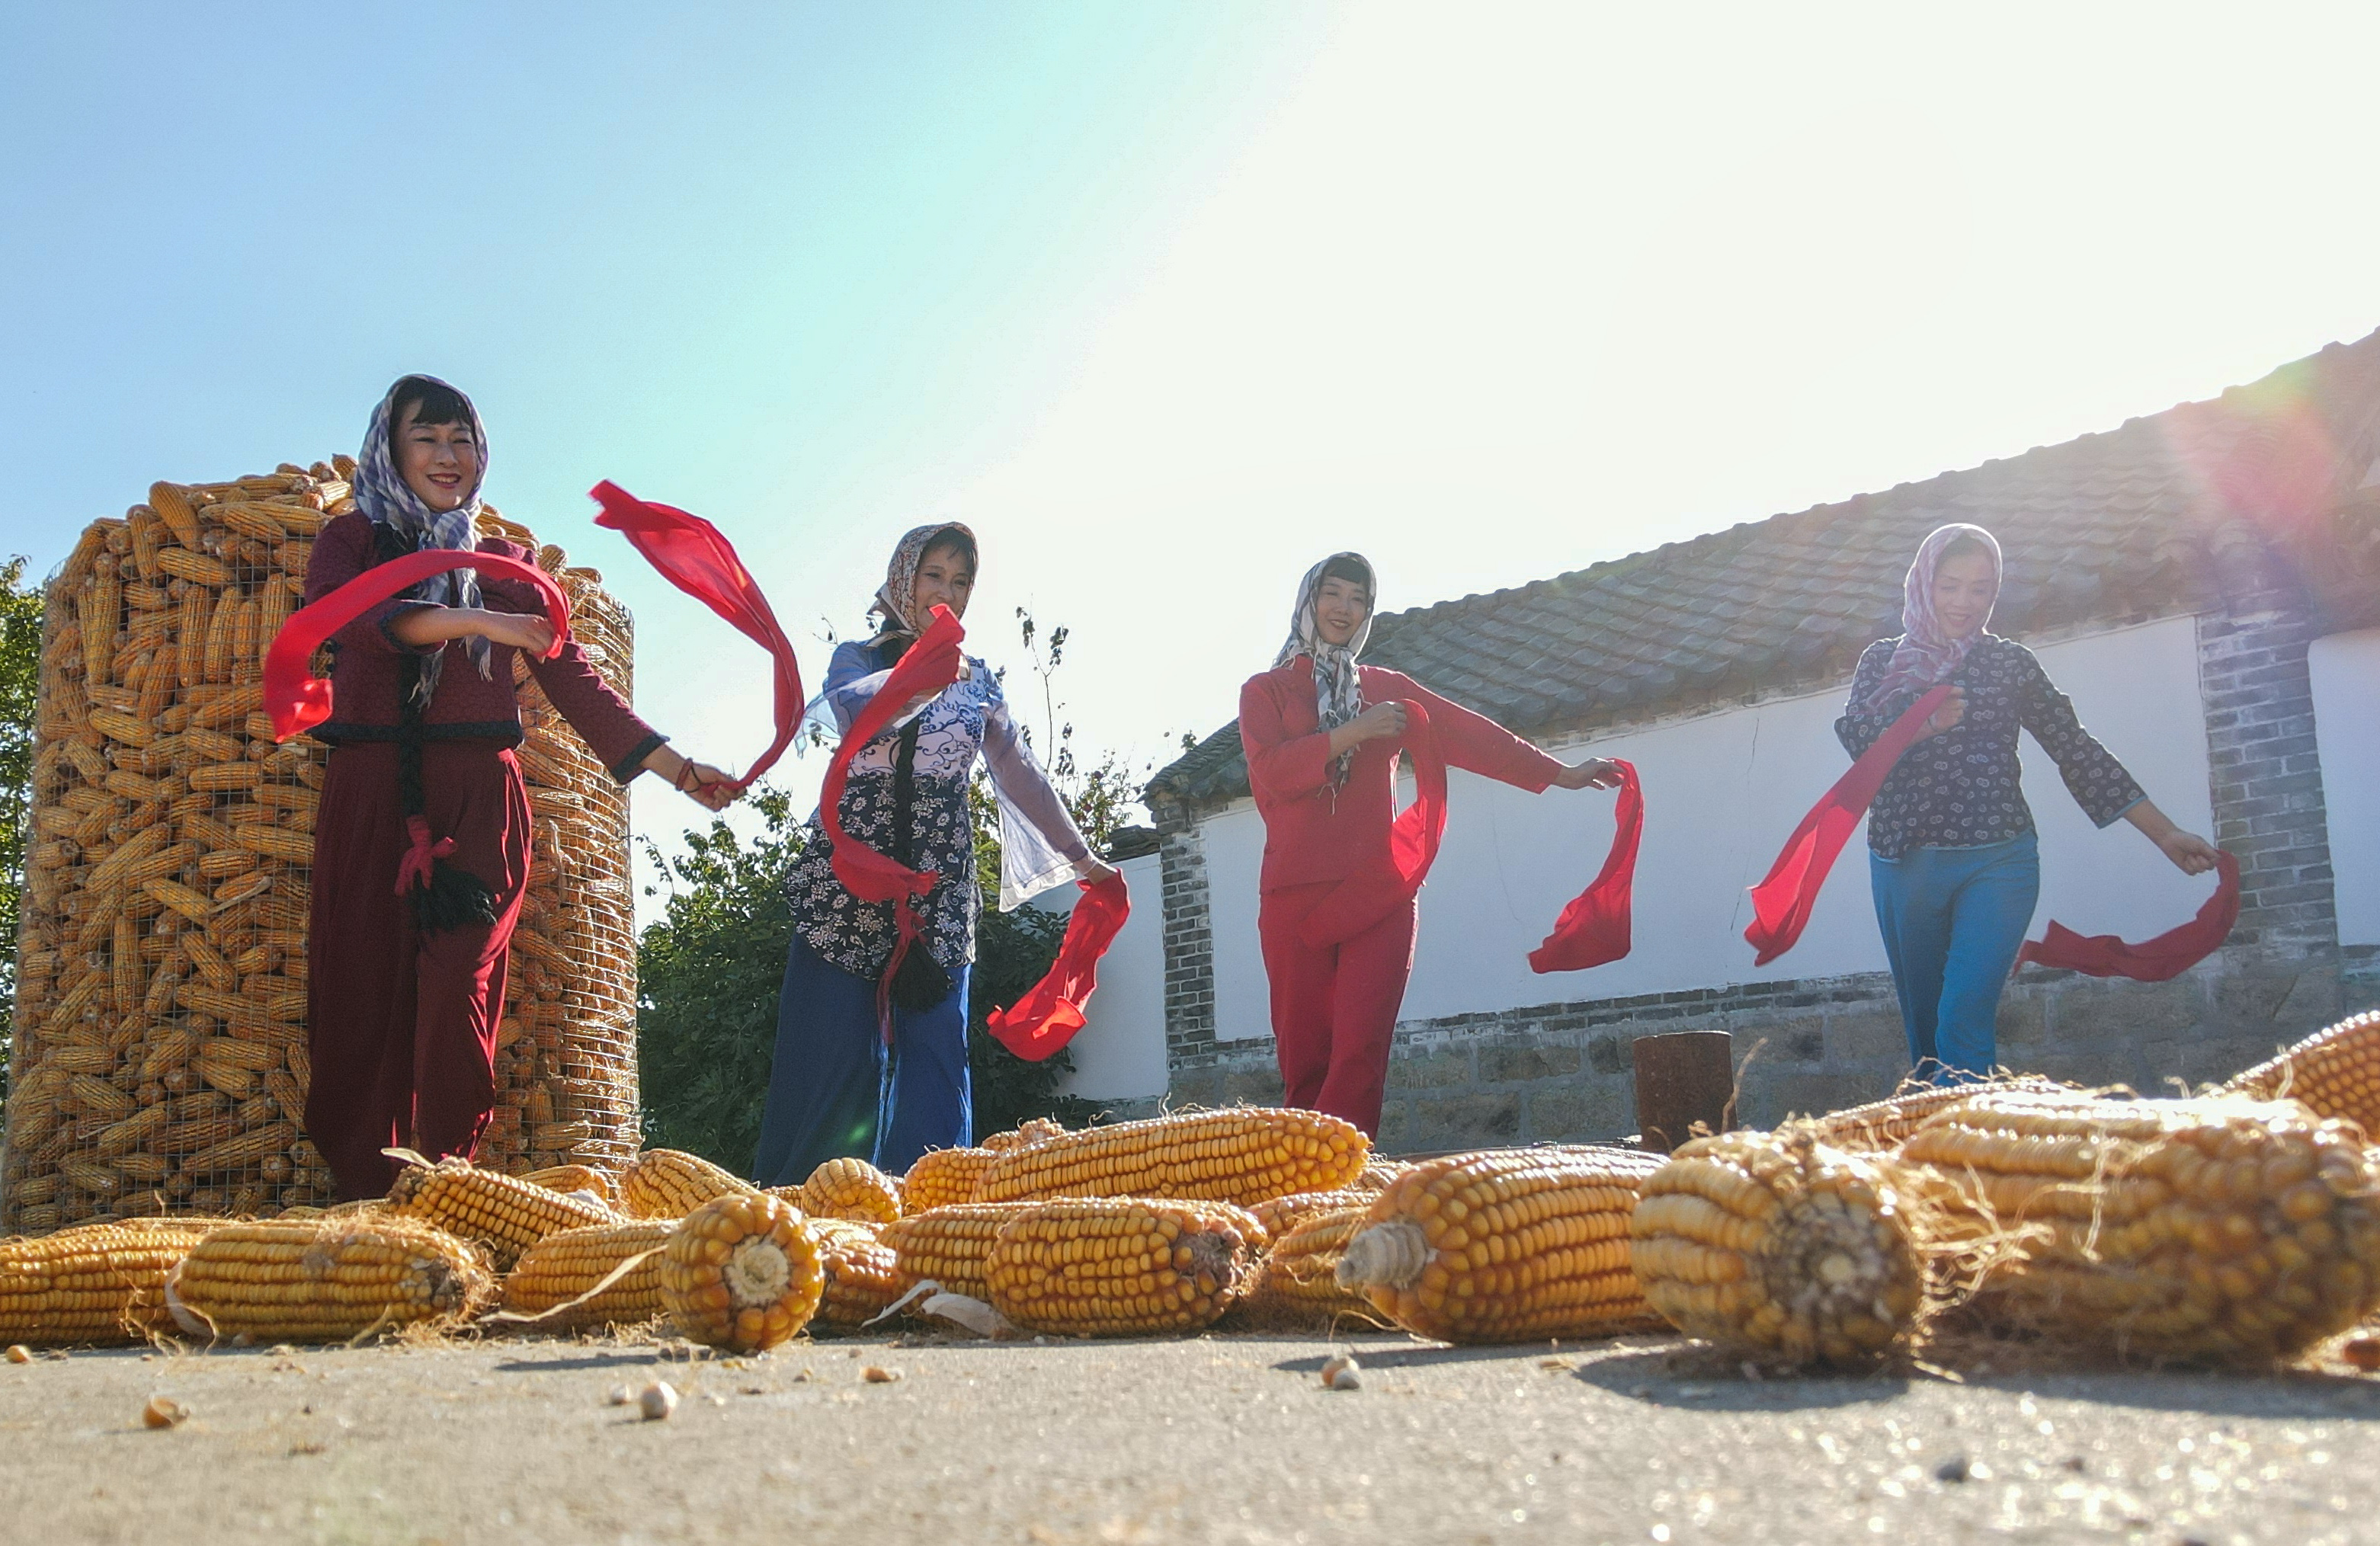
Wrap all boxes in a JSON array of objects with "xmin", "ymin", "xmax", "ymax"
[{"xmin": 1633, "ymin": 1030, "xmax": 1735, "ymax": 1154}]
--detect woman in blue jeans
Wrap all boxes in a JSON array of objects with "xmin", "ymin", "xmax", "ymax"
[{"xmin": 1836, "ymin": 523, "xmax": 2220, "ymax": 1083}]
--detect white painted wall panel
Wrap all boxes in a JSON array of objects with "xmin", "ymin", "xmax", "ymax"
[
  {"xmin": 1044, "ymin": 851, "xmax": 1171, "ymax": 1101},
  {"xmin": 2310, "ymin": 629, "xmax": 2380, "ymax": 946}
]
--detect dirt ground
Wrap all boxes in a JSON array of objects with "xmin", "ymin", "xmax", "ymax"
[{"xmin": 4, "ymin": 1326, "xmax": 2378, "ymax": 1546}]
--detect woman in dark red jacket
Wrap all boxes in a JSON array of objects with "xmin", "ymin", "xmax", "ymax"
[
  {"xmin": 1241, "ymin": 553, "xmax": 1620, "ymax": 1136},
  {"xmin": 302, "ymin": 374, "xmax": 735, "ymax": 1199}
]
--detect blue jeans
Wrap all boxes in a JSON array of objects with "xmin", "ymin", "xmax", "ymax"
[
  {"xmin": 1869, "ymin": 834, "xmax": 2039, "ymax": 1084},
  {"xmin": 749, "ymin": 933, "xmax": 972, "ymax": 1186}
]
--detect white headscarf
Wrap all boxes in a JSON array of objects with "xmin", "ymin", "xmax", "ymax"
[
  {"xmin": 870, "ymin": 521, "xmax": 977, "ymax": 641},
  {"xmin": 1274, "ymin": 552, "xmax": 1375, "ymax": 789},
  {"xmin": 1859, "ymin": 523, "xmax": 2003, "ymax": 712},
  {"xmin": 354, "ymin": 374, "xmax": 491, "ymax": 698}
]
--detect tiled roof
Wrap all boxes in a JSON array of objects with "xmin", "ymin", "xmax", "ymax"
[{"xmin": 1151, "ymin": 330, "xmax": 2380, "ymax": 813}]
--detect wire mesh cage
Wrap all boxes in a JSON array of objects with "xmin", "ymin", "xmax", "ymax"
[{"xmin": 1, "ymin": 459, "xmax": 639, "ymax": 1233}]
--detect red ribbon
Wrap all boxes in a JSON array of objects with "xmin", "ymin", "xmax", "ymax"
[
  {"xmin": 816, "ymin": 607, "xmax": 967, "ymax": 1042},
  {"xmin": 588, "ymin": 481, "xmax": 804, "ymax": 792},
  {"xmin": 2015, "ymin": 849, "xmax": 2238, "ymax": 981},
  {"xmin": 264, "ymin": 549, "xmax": 571, "ymax": 743},
  {"xmin": 1298, "ymin": 700, "xmax": 1447, "ymax": 949},
  {"xmin": 1744, "ymin": 686, "xmax": 1952, "ymax": 965},
  {"xmin": 1528, "ymin": 759, "xmax": 1642, "ymax": 973},
  {"xmin": 394, "ymin": 815, "xmax": 456, "ymax": 897},
  {"xmin": 986, "ymin": 871, "xmax": 1132, "ymax": 1061}
]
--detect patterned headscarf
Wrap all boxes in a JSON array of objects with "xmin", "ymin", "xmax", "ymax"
[
  {"xmin": 354, "ymin": 374, "xmax": 491, "ymax": 697},
  {"xmin": 1274, "ymin": 552, "xmax": 1375, "ymax": 789},
  {"xmin": 1860, "ymin": 522, "xmax": 2002, "ymax": 712},
  {"xmin": 871, "ymin": 522, "xmax": 977, "ymax": 639}
]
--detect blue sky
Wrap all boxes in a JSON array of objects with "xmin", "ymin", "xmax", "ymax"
[{"xmin": 7, "ymin": 3, "xmax": 2380, "ymax": 915}]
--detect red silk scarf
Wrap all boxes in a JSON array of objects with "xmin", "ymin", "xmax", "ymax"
[
  {"xmin": 1298, "ymin": 699, "xmax": 1447, "ymax": 949},
  {"xmin": 1743, "ymin": 686, "xmax": 1952, "ymax": 965},
  {"xmin": 2015, "ymin": 848, "xmax": 2239, "ymax": 981},
  {"xmin": 588, "ymin": 481, "xmax": 804, "ymax": 791},
  {"xmin": 987, "ymin": 871, "xmax": 1132, "ymax": 1061},
  {"xmin": 263, "ymin": 549, "xmax": 571, "ymax": 743},
  {"xmin": 1529, "ymin": 759, "xmax": 1642, "ymax": 973}
]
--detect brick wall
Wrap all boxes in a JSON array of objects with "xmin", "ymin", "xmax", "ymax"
[
  {"xmin": 2198, "ymin": 603, "xmax": 2340, "ymax": 950},
  {"xmin": 1155, "ymin": 825, "xmax": 1218, "ymax": 1067},
  {"xmin": 1158, "ymin": 945, "xmax": 2371, "ymax": 1152}
]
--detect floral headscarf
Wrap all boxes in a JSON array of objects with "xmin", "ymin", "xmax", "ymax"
[
  {"xmin": 1274, "ymin": 552, "xmax": 1375, "ymax": 789},
  {"xmin": 871, "ymin": 522, "xmax": 978, "ymax": 639},
  {"xmin": 354, "ymin": 374, "xmax": 490, "ymax": 697},
  {"xmin": 1859, "ymin": 522, "xmax": 2003, "ymax": 712}
]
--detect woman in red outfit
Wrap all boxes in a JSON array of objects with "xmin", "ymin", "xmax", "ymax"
[
  {"xmin": 302, "ymin": 375, "xmax": 736, "ymax": 1199},
  {"xmin": 1241, "ymin": 553, "xmax": 1622, "ymax": 1136}
]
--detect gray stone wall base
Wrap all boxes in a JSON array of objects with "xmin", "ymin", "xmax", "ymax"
[{"xmin": 1160, "ymin": 945, "xmax": 2375, "ymax": 1153}]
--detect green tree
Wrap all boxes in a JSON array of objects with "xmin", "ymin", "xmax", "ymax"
[{"xmin": 0, "ymin": 559, "xmax": 43, "ymax": 1105}]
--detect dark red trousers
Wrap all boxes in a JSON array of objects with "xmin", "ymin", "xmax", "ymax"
[
  {"xmin": 1258, "ymin": 882, "xmax": 1418, "ymax": 1139},
  {"xmin": 304, "ymin": 741, "xmax": 530, "ymax": 1200}
]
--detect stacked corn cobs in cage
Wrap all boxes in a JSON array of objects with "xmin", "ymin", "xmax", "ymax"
[{"xmin": 1, "ymin": 459, "xmax": 642, "ymax": 1234}]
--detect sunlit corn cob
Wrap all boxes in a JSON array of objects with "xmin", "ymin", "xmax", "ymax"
[
  {"xmin": 498, "ymin": 1219, "xmax": 671, "ymax": 1330},
  {"xmin": 0, "ymin": 1217, "xmax": 223, "ymax": 1346},
  {"xmin": 811, "ymin": 1218, "xmax": 905, "ymax": 1330},
  {"xmin": 800, "ymin": 1157, "xmax": 904, "ymax": 1224},
  {"xmin": 1353, "ymin": 1159, "xmax": 1408, "ymax": 1193},
  {"xmin": 984, "ymin": 1197, "xmax": 1262, "ymax": 1337},
  {"xmin": 1803, "ymin": 1075, "xmax": 2073, "ymax": 1153},
  {"xmin": 1897, "ymin": 1091, "xmax": 2380, "ymax": 1362},
  {"xmin": 520, "ymin": 1164, "xmax": 613, "ymax": 1205},
  {"xmin": 981, "ymin": 1117, "xmax": 1068, "ymax": 1153},
  {"xmin": 2224, "ymin": 1012, "xmax": 2380, "ymax": 1140},
  {"xmin": 1251, "ymin": 1187, "xmax": 1379, "ymax": 1244},
  {"xmin": 658, "ymin": 1192, "xmax": 822, "ymax": 1352},
  {"xmin": 972, "ymin": 1107, "xmax": 1368, "ymax": 1208},
  {"xmin": 1335, "ymin": 1146, "xmax": 1669, "ymax": 1343},
  {"xmin": 881, "ymin": 1203, "xmax": 1030, "ymax": 1301},
  {"xmin": 1631, "ymin": 1128, "xmax": 1923, "ymax": 1365},
  {"xmin": 384, "ymin": 1157, "xmax": 617, "ymax": 1269},
  {"xmin": 620, "ymin": 1149, "xmax": 755, "ymax": 1220},
  {"xmin": 165, "ymin": 1216, "xmax": 491, "ymax": 1342},
  {"xmin": 902, "ymin": 1147, "xmax": 996, "ymax": 1211},
  {"xmin": 1233, "ymin": 1205, "xmax": 1388, "ymax": 1330}
]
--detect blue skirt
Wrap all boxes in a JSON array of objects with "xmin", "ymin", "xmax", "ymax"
[{"xmin": 749, "ymin": 933, "xmax": 973, "ymax": 1186}]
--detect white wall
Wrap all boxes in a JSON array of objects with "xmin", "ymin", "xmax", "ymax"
[
  {"xmin": 1034, "ymin": 851, "xmax": 1171, "ymax": 1103},
  {"xmin": 1195, "ymin": 615, "xmax": 2221, "ymax": 1035},
  {"xmin": 2310, "ymin": 629, "xmax": 2380, "ymax": 947}
]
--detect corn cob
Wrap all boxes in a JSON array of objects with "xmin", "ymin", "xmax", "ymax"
[
  {"xmin": 1234, "ymin": 1205, "xmax": 1388, "ymax": 1330},
  {"xmin": 811, "ymin": 1218, "xmax": 906, "ymax": 1330},
  {"xmin": 972, "ymin": 1107, "xmax": 1368, "ymax": 1208},
  {"xmin": 902, "ymin": 1147, "xmax": 995, "ymax": 1211},
  {"xmin": 1336, "ymin": 1146, "xmax": 1670, "ymax": 1343},
  {"xmin": 498, "ymin": 1219, "xmax": 671, "ymax": 1330},
  {"xmin": 385, "ymin": 1156, "xmax": 617, "ymax": 1268},
  {"xmin": 881, "ymin": 1203, "xmax": 1029, "ymax": 1301},
  {"xmin": 985, "ymin": 1197, "xmax": 1262, "ymax": 1337},
  {"xmin": 981, "ymin": 1116, "xmax": 1069, "ymax": 1152},
  {"xmin": 1804, "ymin": 1075, "xmax": 2073, "ymax": 1153},
  {"xmin": 1631, "ymin": 1128, "xmax": 1923, "ymax": 1365},
  {"xmin": 1250, "ymin": 1186, "xmax": 1378, "ymax": 1244},
  {"xmin": 2223, "ymin": 1012, "xmax": 2380, "ymax": 1139},
  {"xmin": 166, "ymin": 1215, "xmax": 491, "ymax": 1342},
  {"xmin": 521, "ymin": 1164, "xmax": 613, "ymax": 1204},
  {"xmin": 0, "ymin": 1217, "xmax": 225, "ymax": 1346},
  {"xmin": 658, "ymin": 1191, "xmax": 822, "ymax": 1352},
  {"xmin": 1898, "ymin": 1091, "xmax": 2380, "ymax": 1362},
  {"xmin": 800, "ymin": 1157, "xmax": 904, "ymax": 1224},
  {"xmin": 620, "ymin": 1149, "xmax": 755, "ymax": 1219}
]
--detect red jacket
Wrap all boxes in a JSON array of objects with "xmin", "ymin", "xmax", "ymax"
[
  {"xmin": 1239, "ymin": 659, "xmax": 1564, "ymax": 891},
  {"xmin": 303, "ymin": 511, "xmax": 665, "ymax": 781}
]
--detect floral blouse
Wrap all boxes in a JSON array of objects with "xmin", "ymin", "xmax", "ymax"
[
  {"xmin": 782, "ymin": 637, "xmax": 1094, "ymax": 980},
  {"xmin": 1835, "ymin": 635, "xmax": 2146, "ymax": 860}
]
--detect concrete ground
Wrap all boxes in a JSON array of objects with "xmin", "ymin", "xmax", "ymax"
[{"xmin": 5, "ymin": 1327, "xmax": 2378, "ymax": 1546}]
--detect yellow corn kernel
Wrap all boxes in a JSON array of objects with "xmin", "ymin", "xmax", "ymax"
[
  {"xmin": 972, "ymin": 1107, "xmax": 1367, "ymax": 1208},
  {"xmin": 658, "ymin": 1192, "xmax": 822, "ymax": 1352},
  {"xmin": 386, "ymin": 1156, "xmax": 617, "ymax": 1269},
  {"xmin": 800, "ymin": 1157, "xmax": 903, "ymax": 1224},
  {"xmin": 167, "ymin": 1216, "xmax": 490, "ymax": 1343},
  {"xmin": 499, "ymin": 1219, "xmax": 671, "ymax": 1330},
  {"xmin": 620, "ymin": 1149, "xmax": 755, "ymax": 1219},
  {"xmin": 985, "ymin": 1197, "xmax": 1263, "ymax": 1337}
]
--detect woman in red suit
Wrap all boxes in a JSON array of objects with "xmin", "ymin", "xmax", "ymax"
[{"xmin": 1240, "ymin": 553, "xmax": 1621, "ymax": 1136}]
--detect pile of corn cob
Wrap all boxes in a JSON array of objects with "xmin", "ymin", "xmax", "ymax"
[{"xmin": 2, "ymin": 462, "xmax": 642, "ymax": 1234}]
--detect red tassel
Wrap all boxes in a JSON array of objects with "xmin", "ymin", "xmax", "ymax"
[
  {"xmin": 1529, "ymin": 759, "xmax": 1642, "ymax": 973},
  {"xmin": 2015, "ymin": 849, "xmax": 2238, "ymax": 981},
  {"xmin": 392, "ymin": 814, "xmax": 457, "ymax": 897},
  {"xmin": 987, "ymin": 871, "xmax": 1132, "ymax": 1061}
]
